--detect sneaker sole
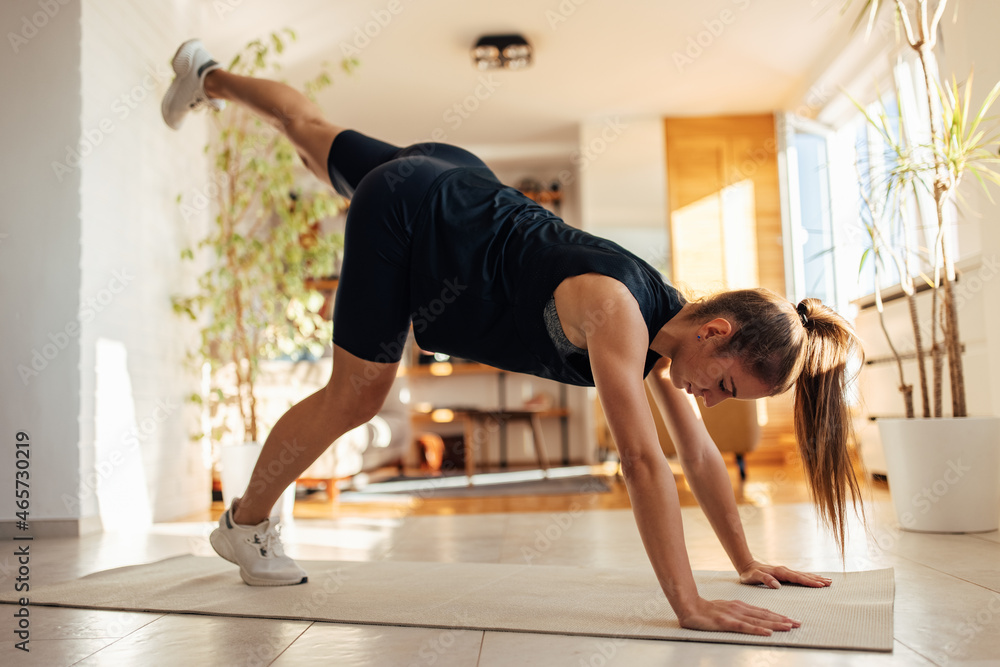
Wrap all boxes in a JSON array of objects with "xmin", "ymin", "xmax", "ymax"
[
  {"xmin": 240, "ymin": 571, "xmax": 309, "ymax": 587},
  {"xmin": 209, "ymin": 528, "xmax": 308, "ymax": 587},
  {"xmin": 170, "ymin": 38, "xmax": 201, "ymax": 76},
  {"xmin": 161, "ymin": 40, "xmax": 200, "ymax": 128}
]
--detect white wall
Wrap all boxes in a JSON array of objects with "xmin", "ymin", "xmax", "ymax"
[
  {"xmin": 579, "ymin": 115, "xmax": 670, "ymax": 274},
  {"xmin": 939, "ymin": 0, "xmax": 1000, "ymax": 419},
  {"xmin": 78, "ymin": 0, "xmax": 211, "ymax": 526},
  {"xmin": 0, "ymin": 0, "xmax": 84, "ymax": 534},
  {"xmin": 1, "ymin": 0, "xmax": 214, "ymax": 536}
]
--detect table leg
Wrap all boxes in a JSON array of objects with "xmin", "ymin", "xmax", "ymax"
[
  {"xmin": 464, "ymin": 417, "xmax": 477, "ymax": 486},
  {"xmin": 529, "ymin": 414, "xmax": 549, "ymax": 474}
]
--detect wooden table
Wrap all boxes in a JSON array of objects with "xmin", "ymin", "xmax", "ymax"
[
  {"xmin": 454, "ymin": 408, "xmax": 568, "ymax": 484},
  {"xmin": 411, "ymin": 406, "xmax": 570, "ymax": 484}
]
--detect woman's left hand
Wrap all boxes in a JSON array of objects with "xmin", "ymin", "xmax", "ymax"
[{"xmin": 738, "ymin": 560, "xmax": 833, "ymax": 589}]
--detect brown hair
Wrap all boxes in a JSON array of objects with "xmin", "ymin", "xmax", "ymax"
[{"xmin": 687, "ymin": 288, "xmax": 866, "ymax": 556}]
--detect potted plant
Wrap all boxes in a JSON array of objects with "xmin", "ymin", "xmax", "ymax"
[
  {"xmin": 848, "ymin": 0, "xmax": 1000, "ymax": 532},
  {"xmin": 171, "ymin": 31, "xmax": 352, "ymax": 505}
]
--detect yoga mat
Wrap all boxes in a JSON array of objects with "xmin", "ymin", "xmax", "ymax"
[
  {"xmin": 0, "ymin": 557, "xmax": 894, "ymax": 651},
  {"xmin": 339, "ymin": 474, "xmax": 611, "ymax": 500}
]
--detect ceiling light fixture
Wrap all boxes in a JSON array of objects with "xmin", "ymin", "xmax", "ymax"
[{"xmin": 471, "ymin": 34, "xmax": 532, "ymax": 71}]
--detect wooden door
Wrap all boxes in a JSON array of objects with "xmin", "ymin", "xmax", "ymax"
[
  {"xmin": 664, "ymin": 114, "xmax": 793, "ymax": 465},
  {"xmin": 665, "ymin": 114, "xmax": 782, "ymax": 295}
]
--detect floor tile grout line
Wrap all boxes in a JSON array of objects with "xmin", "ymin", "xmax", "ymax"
[
  {"xmin": 474, "ymin": 630, "xmax": 486, "ymax": 666},
  {"xmin": 895, "ymin": 637, "xmax": 947, "ymax": 666},
  {"xmin": 882, "ymin": 551, "xmax": 997, "ymax": 664},
  {"xmin": 267, "ymin": 620, "xmax": 316, "ymax": 666},
  {"xmin": 878, "ymin": 547, "xmax": 999, "ymax": 593},
  {"xmin": 69, "ymin": 638, "xmax": 122, "ymax": 666},
  {"xmin": 67, "ymin": 612, "xmax": 167, "ymax": 666},
  {"xmin": 933, "ymin": 571, "xmax": 1000, "ymax": 595}
]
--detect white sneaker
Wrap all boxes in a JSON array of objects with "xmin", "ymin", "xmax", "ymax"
[
  {"xmin": 161, "ymin": 38, "xmax": 224, "ymax": 130},
  {"xmin": 209, "ymin": 497, "xmax": 308, "ymax": 586}
]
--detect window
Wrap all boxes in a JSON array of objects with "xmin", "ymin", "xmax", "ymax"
[
  {"xmin": 794, "ymin": 125, "xmax": 836, "ymax": 304},
  {"xmin": 783, "ymin": 53, "xmax": 957, "ymax": 317}
]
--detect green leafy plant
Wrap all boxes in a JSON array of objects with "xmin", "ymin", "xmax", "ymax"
[
  {"xmin": 172, "ymin": 30, "xmax": 353, "ymax": 443},
  {"xmin": 847, "ymin": 0, "xmax": 1000, "ymax": 418}
]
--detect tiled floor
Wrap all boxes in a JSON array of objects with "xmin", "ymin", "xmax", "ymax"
[{"xmin": 2, "ymin": 475, "xmax": 998, "ymax": 666}]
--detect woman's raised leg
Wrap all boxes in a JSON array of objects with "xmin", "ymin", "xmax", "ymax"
[{"xmin": 202, "ymin": 69, "xmax": 344, "ymax": 187}]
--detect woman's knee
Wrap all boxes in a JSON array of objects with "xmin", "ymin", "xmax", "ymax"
[
  {"xmin": 286, "ymin": 116, "xmax": 341, "ymax": 149},
  {"xmin": 323, "ymin": 373, "xmax": 395, "ymax": 429},
  {"xmin": 342, "ymin": 395, "xmax": 385, "ymax": 431},
  {"xmin": 286, "ymin": 117, "xmax": 343, "ymax": 184},
  {"xmin": 311, "ymin": 386, "xmax": 383, "ymax": 438}
]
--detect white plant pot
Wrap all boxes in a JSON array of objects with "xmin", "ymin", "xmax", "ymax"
[
  {"xmin": 220, "ymin": 441, "xmax": 296, "ymax": 523},
  {"xmin": 878, "ymin": 417, "xmax": 1000, "ymax": 533}
]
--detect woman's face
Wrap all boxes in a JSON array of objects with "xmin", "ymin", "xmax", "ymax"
[{"xmin": 668, "ymin": 319, "xmax": 771, "ymax": 407}]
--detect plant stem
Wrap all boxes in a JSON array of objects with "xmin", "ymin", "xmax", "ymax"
[
  {"xmin": 874, "ymin": 250, "xmax": 915, "ymax": 417},
  {"xmin": 881, "ymin": 301, "xmax": 915, "ymax": 418},
  {"xmin": 893, "ymin": 0, "xmax": 919, "ymax": 47},
  {"xmin": 906, "ymin": 292, "xmax": 931, "ymax": 417},
  {"xmin": 941, "ymin": 252, "xmax": 966, "ymax": 415},
  {"xmin": 917, "ymin": 42, "xmax": 967, "ymax": 417},
  {"xmin": 931, "ymin": 285, "xmax": 943, "ymax": 417}
]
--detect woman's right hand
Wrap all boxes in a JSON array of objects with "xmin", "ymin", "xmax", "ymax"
[{"xmin": 676, "ymin": 597, "xmax": 801, "ymax": 636}]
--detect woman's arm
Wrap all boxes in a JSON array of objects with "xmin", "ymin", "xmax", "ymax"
[
  {"xmin": 645, "ymin": 357, "xmax": 756, "ymax": 573},
  {"xmin": 586, "ymin": 284, "xmax": 800, "ymax": 635},
  {"xmin": 645, "ymin": 356, "xmax": 833, "ymax": 589}
]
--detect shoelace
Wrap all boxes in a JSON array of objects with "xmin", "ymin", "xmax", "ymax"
[
  {"xmin": 188, "ymin": 93, "xmax": 222, "ymax": 112},
  {"xmin": 251, "ymin": 524, "xmax": 285, "ymax": 559}
]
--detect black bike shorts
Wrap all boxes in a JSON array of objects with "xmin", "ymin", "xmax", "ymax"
[{"xmin": 326, "ymin": 130, "xmax": 489, "ymax": 364}]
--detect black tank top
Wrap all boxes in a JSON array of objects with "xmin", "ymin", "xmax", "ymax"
[{"xmin": 407, "ymin": 167, "xmax": 686, "ymax": 386}]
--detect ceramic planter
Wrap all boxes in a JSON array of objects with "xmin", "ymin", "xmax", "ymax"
[{"xmin": 878, "ymin": 417, "xmax": 1000, "ymax": 533}]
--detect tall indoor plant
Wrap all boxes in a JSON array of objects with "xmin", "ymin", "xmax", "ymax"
[
  {"xmin": 848, "ymin": 0, "xmax": 1000, "ymax": 531},
  {"xmin": 172, "ymin": 31, "xmax": 350, "ymax": 460}
]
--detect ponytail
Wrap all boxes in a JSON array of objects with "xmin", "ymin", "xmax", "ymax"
[
  {"xmin": 686, "ymin": 290, "xmax": 867, "ymax": 557},
  {"xmin": 793, "ymin": 298, "xmax": 867, "ymax": 558}
]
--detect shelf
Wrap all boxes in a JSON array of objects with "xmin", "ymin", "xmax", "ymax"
[
  {"xmin": 520, "ymin": 190, "xmax": 562, "ymax": 205},
  {"xmin": 411, "ymin": 407, "xmax": 570, "ymax": 425},
  {"xmin": 304, "ymin": 277, "xmax": 339, "ymax": 291},
  {"xmin": 402, "ymin": 362, "xmax": 502, "ymax": 377}
]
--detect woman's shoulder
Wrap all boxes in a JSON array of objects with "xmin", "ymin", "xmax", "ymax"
[
  {"xmin": 558, "ymin": 272, "xmax": 638, "ymax": 309},
  {"xmin": 555, "ymin": 273, "xmax": 644, "ymax": 345}
]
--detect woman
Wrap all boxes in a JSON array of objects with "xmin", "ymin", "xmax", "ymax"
[{"xmin": 163, "ymin": 39, "xmax": 865, "ymax": 636}]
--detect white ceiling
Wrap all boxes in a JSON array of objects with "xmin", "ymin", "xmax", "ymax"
[{"xmin": 202, "ymin": 0, "xmax": 858, "ymax": 152}]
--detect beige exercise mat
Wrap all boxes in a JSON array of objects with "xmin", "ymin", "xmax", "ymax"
[{"xmin": 1, "ymin": 556, "xmax": 894, "ymax": 651}]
